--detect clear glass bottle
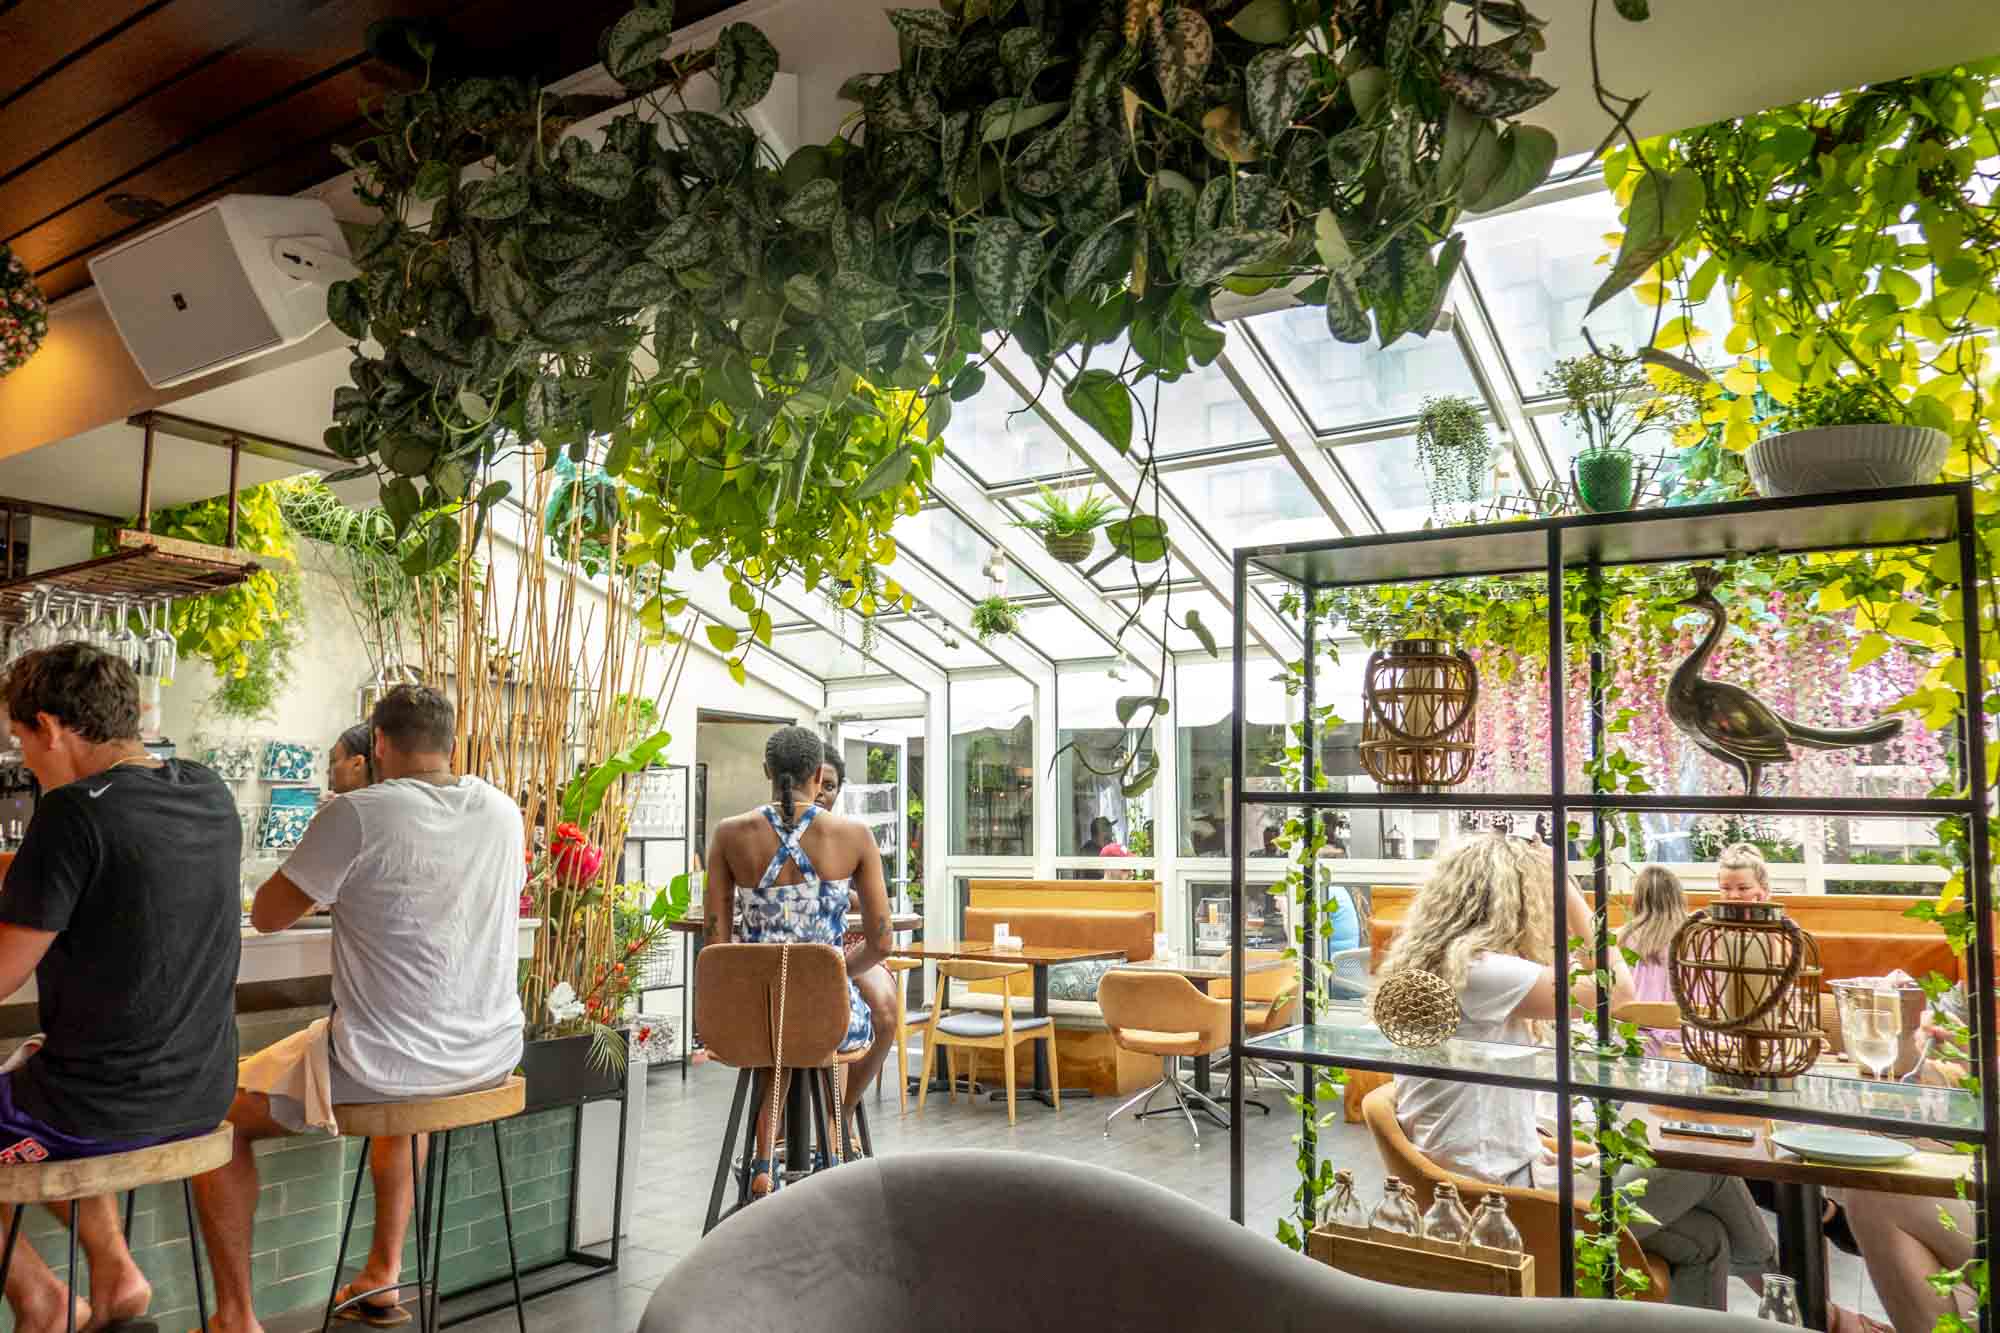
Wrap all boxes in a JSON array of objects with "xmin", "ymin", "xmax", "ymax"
[
  {"xmin": 1468, "ymin": 1192, "xmax": 1524, "ymax": 1254},
  {"xmin": 1369, "ymin": 1179, "xmax": 1421, "ymax": 1237},
  {"xmin": 1757, "ymin": 1275, "xmax": 1802, "ymax": 1325},
  {"xmin": 1324, "ymin": 1169, "xmax": 1367, "ymax": 1230},
  {"xmin": 1420, "ymin": 1181, "xmax": 1474, "ymax": 1247}
]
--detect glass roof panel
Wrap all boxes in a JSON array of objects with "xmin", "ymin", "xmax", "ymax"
[
  {"xmin": 1015, "ymin": 601, "xmax": 1120, "ymax": 660},
  {"xmin": 1330, "ymin": 429, "xmax": 1527, "ymax": 533},
  {"xmin": 1065, "ymin": 337, "xmax": 1266, "ymax": 458},
  {"xmin": 1245, "ymin": 302, "xmax": 1485, "ymax": 435},
  {"xmin": 771, "ymin": 626, "xmax": 878, "ymax": 679},
  {"xmin": 943, "ymin": 364, "xmax": 1079, "ymax": 486},
  {"xmin": 1164, "ymin": 453, "xmax": 1334, "ymax": 550},
  {"xmin": 1112, "ymin": 587, "xmax": 1231, "ymax": 654},
  {"xmin": 875, "ymin": 615, "xmax": 994, "ymax": 670},
  {"xmin": 894, "ymin": 506, "xmax": 1040, "ymax": 600},
  {"xmin": 1462, "ymin": 189, "xmax": 1731, "ymax": 393}
]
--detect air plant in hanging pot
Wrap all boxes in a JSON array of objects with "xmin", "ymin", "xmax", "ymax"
[
  {"xmin": 1013, "ymin": 486, "xmax": 1118, "ymax": 565},
  {"xmin": 970, "ymin": 596, "xmax": 1020, "ymax": 641},
  {"xmin": 1414, "ymin": 395, "xmax": 1493, "ymax": 523}
]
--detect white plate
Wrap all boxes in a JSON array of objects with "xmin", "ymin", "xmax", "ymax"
[{"xmin": 1769, "ymin": 1126, "xmax": 1914, "ymax": 1166}]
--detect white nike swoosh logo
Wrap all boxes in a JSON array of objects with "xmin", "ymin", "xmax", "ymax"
[{"xmin": 87, "ymin": 785, "xmax": 111, "ymax": 798}]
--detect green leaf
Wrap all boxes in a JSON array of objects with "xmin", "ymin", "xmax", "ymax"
[
  {"xmin": 1613, "ymin": 0, "xmax": 1648, "ymax": 17},
  {"xmin": 605, "ymin": 5, "xmax": 677, "ymax": 85},
  {"xmin": 380, "ymin": 478, "xmax": 421, "ymax": 534},
  {"xmin": 1063, "ymin": 369, "xmax": 1134, "ymax": 453},
  {"xmin": 999, "ymin": 27, "xmax": 1047, "ymax": 93},
  {"xmin": 950, "ymin": 365, "xmax": 986, "ymax": 402},
  {"xmin": 1467, "ymin": 123, "xmax": 1557, "ymax": 213},
  {"xmin": 854, "ymin": 444, "xmax": 916, "ymax": 499},
  {"xmin": 972, "ymin": 217, "xmax": 1044, "ymax": 324},
  {"xmin": 561, "ymin": 730, "xmax": 674, "ymax": 825},
  {"xmin": 536, "ymin": 291, "xmax": 604, "ymax": 343},
  {"xmin": 1121, "ymin": 753, "xmax": 1161, "ymax": 798},
  {"xmin": 1438, "ymin": 102, "xmax": 1488, "ymax": 191},
  {"xmin": 1347, "ymin": 67, "xmax": 1389, "ymax": 121},
  {"xmin": 887, "ymin": 7, "xmax": 957, "ymax": 50},
  {"xmin": 1440, "ymin": 43, "xmax": 1557, "ymax": 118},
  {"xmin": 1366, "ymin": 236, "xmax": 1439, "ymax": 347},
  {"xmin": 413, "ymin": 160, "xmax": 453, "ymax": 202},
  {"xmin": 782, "ymin": 273, "xmax": 824, "ymax": 314},
  {"xmin": 1064, "ymin": 219, "xmax": 1129, "ymax": 298},
  {"xmin": 1148, "ymin": 7, "xmax": 1213, "ymax": 112},
  {"xmin": 1588, "ymin": 165, "xmax": 1704, "ymax": 314},
  {"xmin": 1115, "ymin": 694, "xmax": 1170, "ymax": 725},
  {"xmin": 1225, "ymin": 0, "xmax": 1294, "ymax": 43},
  {"xmin": 461, "ymin": 173, "xmax": 529, "ymax": 220},
  {"xmin": 1185, "ymin": 607, "xmax": 1218, "ymax": 656},
  {"xmin": 713, "ymin": 22, "xmax": 778, "ymax": 111},
  {"xmin": 647, "ymin": 213, "xmax": 711, "ymax": 268},
  {"xmin": 1455, "ymin": 118, "xmax": 1509, "ymax": 206},
  {"xmin": 705, "ymin": 624, "xmax": 740, "ymax": 653},
  {"xmin": 326, "ymin": 280, "xmax": 367, "ymax": 340},
  {"xmin": 1106, "ymin": 513, "xmax": 1169, "ymax": 563},
  {"xmin": 980, "ymin": 98, "xmax": 1065, "ymax": 144},
  {"xmin": 1180, "ymin": 226, "xmax": 1283, "ymax": 287},
  {"xmin": 779, "ymin": 177, "xmax": 842, "ymax": 230},
  {"xmin": 607, "ymin": 261, "xmax": 679, "ymax": 308},
  {"xmin": 566, "ymin": 149, "xmax": 634, "ymax": 200},
  {"xmin": 1246, "ymin": 49, "xmax": 1310, "ymax": 149},
  {"xmin": 1313, "ymin": 207, "xmax": 1355, "ymax": 273}
]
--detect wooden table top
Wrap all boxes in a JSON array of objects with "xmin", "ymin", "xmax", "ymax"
[
  {"xmin": 666, "ymin": 912, "xmax": 922, "ymax": 934},
  {"xmin": 1115, "ymin": 952, "xmax": 1288, "ymax": 982},
  {"xmin": 1638, "ymin": 1106, "xmax": 1975, "ymax": 1199},
  {"xmin": 889, "ymin": 940, "xmax": 1128, "ymax": 966}
]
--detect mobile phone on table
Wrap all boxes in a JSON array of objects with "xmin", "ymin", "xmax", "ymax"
[{"xmin": 1661, "ymin": 1119, "xmax": 1756, "ymax": 1142}]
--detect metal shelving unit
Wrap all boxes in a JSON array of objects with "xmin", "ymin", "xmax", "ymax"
[
  {"xmin": 626, "ymin": 763, "xmax": 694, "ymax": 1075},
  {"xmin": 1225, "ymin": 483, "xmax": 1995, "ymax": 1326}
]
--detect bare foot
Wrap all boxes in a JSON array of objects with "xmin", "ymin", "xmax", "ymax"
[
  {"xmin": 84, "ymin": 1262, "xmax": 150, "ymax": 1330},
  {"xmin": 13, "ymin": 1284, "xmax": 89, "ymax": 1333}
]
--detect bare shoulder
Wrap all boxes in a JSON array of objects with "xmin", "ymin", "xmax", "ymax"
[
  {"xmin": 810, "ymin": 809, "xmax": 868, "ymax": 843},
  {"xmin": 711, "ymin": 809, "xmax": 769, "ymax": 844}
]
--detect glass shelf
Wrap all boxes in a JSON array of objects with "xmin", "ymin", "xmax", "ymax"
[
  {"xmin": 1243, "ymin": 1020, "xmax": 1984, "ymax": 1144},
  {"xmin": 1230, "ymin": 790, "xmax": 1973, "ymax": 817}
]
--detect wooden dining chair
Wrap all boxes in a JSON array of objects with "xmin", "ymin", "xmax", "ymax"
[
  {"xmin": 917, "ymin": 960, "xmax": 1058, "ymax": 1125},
  {"xmin": 882, "ymin": 956, "xmax": 927, "ymax": 1113}
]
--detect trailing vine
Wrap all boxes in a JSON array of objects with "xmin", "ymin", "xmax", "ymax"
[{"xmin": 1414, "ymin": 392, "xmax": 1491, "ymax": 518}]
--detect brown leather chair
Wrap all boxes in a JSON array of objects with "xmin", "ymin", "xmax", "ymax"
[
  {"xmin": 1213, "ymin": 948, "xmax": 1299, "ymax": 1092},
  {"xmin": 918, "ymin": 959, "xmax": 1058, "ymax": 1125},
  {"xmin": 1098, "ymin": 970, "xmax": 1232, "ymax": 1141},
  {"xmin": 697, "ymin": 942, "xmax": 872, "ymax": 1233},
  {"xmin": 1362, "ymin": 1082, "xmax": 1668, "ymax": 1301}
]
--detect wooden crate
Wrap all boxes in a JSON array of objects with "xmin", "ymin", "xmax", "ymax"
[{"xmin": 1307, "ymin": 1224, "xmax": 1534, "ymax": 1298}]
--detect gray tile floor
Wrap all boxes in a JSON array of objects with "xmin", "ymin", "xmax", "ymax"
[{"xmin": 441, "ymin": 1057, "xmax": 1889, "ymax": 1332}]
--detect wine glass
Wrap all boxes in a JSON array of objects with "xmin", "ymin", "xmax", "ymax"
[
  {"xmin": 107, "ymin": 597, "xmax": 141, "ymax": 670},
  {"xmin": 144, "ymin": 598, "xmax": 177, "ymax": 686},
  {"xmin": 1841, "ymin": 986, "xmax": 1902, "ymax": 1080}
]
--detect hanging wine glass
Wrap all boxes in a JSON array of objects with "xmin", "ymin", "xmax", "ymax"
[
  {"xmin": 145, "ymin": 598, "xmax": 177, "ymax": 687},
  {"xmin": 34, "ymin": 595, "xmax": 74, "ymax": 654},
  {"xmin": 107, "ymin": 596, "xmax": 141, "ymax": 671}
]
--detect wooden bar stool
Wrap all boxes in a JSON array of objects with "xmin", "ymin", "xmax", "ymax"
[
  {"xmin": 323, "ymin": 1075, "xmax": 528, "ymax": 1333},
  {"xmin": 697, "ymin": 943, "xmax": 867, "ymax": 1234},
  {"xmin": 0, "ymin": 1123, "xmax": 233, "ymax": 1333}
]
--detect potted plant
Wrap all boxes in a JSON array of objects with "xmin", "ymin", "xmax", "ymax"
[
  {"xmin": 1745, "ymin": 380, "xmax": 1948, "ymax": 497},
  {"xmin": 1544, "ymin": 349, "xmax": 1670, "ymax": 514},
  {"xmin": 970, "ymin": 595, "xmax": 1019, "ymax": 641},
  {"xmin": 1013, "ymin": 486, "xmax": 1118, "ymax": 565},
  {"xmin": 1414, "ymin": 395, "xmax": 1493, "ymax": 521}
]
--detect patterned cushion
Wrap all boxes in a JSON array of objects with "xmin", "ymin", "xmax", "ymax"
[{"xmin": 1045, "ymin": 959, "xmax": 1117, "ymax": 1002}]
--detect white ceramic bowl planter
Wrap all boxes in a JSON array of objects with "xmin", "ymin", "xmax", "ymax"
[{"xmin": 1747, "ymin": 424, "xmax": 1950, "ymax": 497}]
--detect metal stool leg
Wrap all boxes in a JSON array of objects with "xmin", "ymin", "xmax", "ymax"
[
  {"xmin": 805, "ymin": 1068, "xmax": 832, "ymax": 1171},
  {"xmin": 185, "ymin": 1178, "xmax": 211, "ymax": 1332},
  {"xmin": 412, "ymin": 1137, "xmax": 433, "ymax": 1333},
  {"xmin": 704, "ymin": 1068, "xmax": 753, "ymax": 1234},
  {"xmin": 736, "ymin": 1071, "xmax": 766, "ymax": 1206},
  {"xmin": 852, "ymin": 1098, "xmax": 873, "ymax": 1159},
  {"xmin": 322, "ymin": 1138, "xmax": 371, "ymax": 1333},
  {"xmin": 0, "ymin": 1205, "xmax": 21, "ymax": 1312},
  {"xmin": 65, "ymin": 1200, "xmax": 77, "ymax": 1333},
  {"xmin": 425, "ymin": 1131, "xmax": 453, "ymax": 1333},
  {"xmin": 122, "ymin": 1190, "xmax": 135, "ymax": 1242},
  {"xmin": 488, "ymin": 1121, "xmax": 527, "ymax": 1333}
]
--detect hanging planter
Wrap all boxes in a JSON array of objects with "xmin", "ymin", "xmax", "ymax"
[
  {"xmin": 1358, "ymin": 639, "xmax": 1478, "ymax": 791},
  {"xmin": 1014, "ymin": 487, "xmax": 1116, "ymax": 567},
  {"xmin": 0, "ymin": 243, "xmax": 48, "ymax": 381},
  {"xmin": 1042, "ymin": 530, "xmax": 1097, "ymax": 565},
  {"xmin": 970, "ymin": 595, "xmax": 1019, "ymax": 641},
  {"xmin": 1572, "ymin": 449, "xmax": 1637, "ymax": 513}
]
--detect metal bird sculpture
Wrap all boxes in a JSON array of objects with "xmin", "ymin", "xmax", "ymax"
[{"xmin": 1667, "ymin": 566, "xmax": 1904, "ymax": 795}]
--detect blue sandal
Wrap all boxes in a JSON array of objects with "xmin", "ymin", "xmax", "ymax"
[{"xmin": 748, "ymin": 1157, "xmax": 781, "ymax": 1197}]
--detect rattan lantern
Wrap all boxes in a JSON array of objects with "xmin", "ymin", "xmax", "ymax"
[
  {"xmin": 1359, "ymin": 639, "xmax": 1478, "ymax": 790},
  {"xmin": 1371, "ymin": 969, "xmax": 1461, "ymax": 1049},
  {"xmin": 1669, "ymin": 900, "xmax": 1823, "ymax": 1089}
]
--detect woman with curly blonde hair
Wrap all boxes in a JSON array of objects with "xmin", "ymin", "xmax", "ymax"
[{"xmin": 1383, "ymin": 834, "xmax": 1775, "ymax": 1311}]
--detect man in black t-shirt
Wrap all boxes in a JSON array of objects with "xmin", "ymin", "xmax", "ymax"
[{"xmin": 0, "ymin": 643, "xmax": 240, "ymax": 1331}]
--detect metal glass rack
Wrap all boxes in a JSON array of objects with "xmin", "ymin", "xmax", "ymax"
[{"xmin": 1224, "ymin": 483, "xmax": 1995, "ymax": 1325}]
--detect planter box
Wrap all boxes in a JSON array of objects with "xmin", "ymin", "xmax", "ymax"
[{"xmin": 521, "ymin": 1033, "xmax": 626, "ymax": 1111}]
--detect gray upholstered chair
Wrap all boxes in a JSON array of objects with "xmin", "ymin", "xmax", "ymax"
[{"xmin": 639, "ymin": 1150, "xmax": 1757, "ymax": 1333}]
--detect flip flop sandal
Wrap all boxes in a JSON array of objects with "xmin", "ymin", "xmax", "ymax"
[{"xmin": 333, "ymin": 1284, "xmax": 413, "ymax": 1328}]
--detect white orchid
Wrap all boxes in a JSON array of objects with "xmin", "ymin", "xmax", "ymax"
[{"xmin": 546, "ymin": 981, "xmax": 585, "ymax": 1023}]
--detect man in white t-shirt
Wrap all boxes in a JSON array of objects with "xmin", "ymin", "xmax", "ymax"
[{"xmin": 193, "ymin": 685, "xmax": 526, "ymax": 1333}]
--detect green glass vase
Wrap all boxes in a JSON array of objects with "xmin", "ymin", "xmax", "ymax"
[{"xmin": 1573, "ymin": 450, "xmax": 1636, "ymax": 513}]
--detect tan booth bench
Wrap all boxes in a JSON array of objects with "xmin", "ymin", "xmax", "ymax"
[{"xmin": 951, "ymin": 879, "xmax": 1162, "ymax": 1095}]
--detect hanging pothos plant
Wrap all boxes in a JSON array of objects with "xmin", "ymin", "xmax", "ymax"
[{"xmin": 323, "ymin": 0, "xmax": 1651, "ymax": 690}]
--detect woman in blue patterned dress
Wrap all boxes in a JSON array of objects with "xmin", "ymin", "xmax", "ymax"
[{"xmin": 703, "ymin": 726, "xmax": 892, "ymax": 1196}]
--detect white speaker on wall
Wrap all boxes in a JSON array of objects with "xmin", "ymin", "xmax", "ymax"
[{"xmin": 87, "ymin": 194, "xmax": 355, "ymax": 389}]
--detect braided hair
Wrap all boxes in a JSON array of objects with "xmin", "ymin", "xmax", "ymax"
[{"xmin": 764, "ymin": 725, "xmax": 826, "ymax": 832}]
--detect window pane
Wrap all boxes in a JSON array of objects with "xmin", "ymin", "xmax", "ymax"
[
  {"xmin": 771, "ymin": 627, "xmax": 875, "ymax": 678},
  {"xmin": 1245, "ymin": 303, "xmax": 1483, "ymax": 435},
  {"xmin": 950, "ymin": 676, "xmax": 1035, "ymax": 856},
  {"xmin": 1056, "ymin": 669, "xmax": 1157, "ymax": 874},
  {"xmin": 875, "ymin": 616, "xmax": 992, "ymax": 670},
  {"xmin": 1175, "ymin": 654, "xmax": 1291, "ymax": 856},
  {"xmin": 1067, "ymin": 337, "xmax": 1266, "ymax": 457},
  {"xmin": 1166, "ymin": 455, "xmax": 1331, "ymax": 549},
  {"xmin": 1464, "ymin": 189, "xmax": 1731, "ymax": 392},
  {"xmin": 896, "ymin": 506, "xmax": 1040, "ymax": 600},
  {"xmin": 1015, "ymin": 601, "xmax": 1118, "ymax": 659},
  {"xmin": 944, "ymin": 367, "xmax": 1078, "ymax": 485},
  {"xmin": 1330, "ymin": 430, "xmax": 1526, "ymax": 533}
]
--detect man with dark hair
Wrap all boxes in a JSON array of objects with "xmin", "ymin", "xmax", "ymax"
[
  {"xmin": 196, "ymin": 684, "xmax": 525, "ymax": 1333},
  {"xmin": 0, "ymin": 643, "xmax": 240, "ymax": 1331}
]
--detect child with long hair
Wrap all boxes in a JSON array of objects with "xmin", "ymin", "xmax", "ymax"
[{"xmin": 1618, "ymin": 864, "xmax": 1689, "ymax": 1054}]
